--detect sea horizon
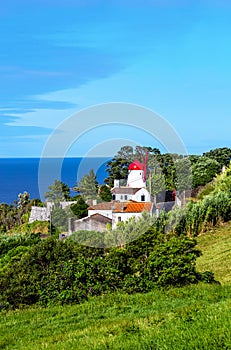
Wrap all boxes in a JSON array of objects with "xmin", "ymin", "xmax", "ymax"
[{"xmin": 0, "ymin": 157, "xmax": 110, "ymax": 204}]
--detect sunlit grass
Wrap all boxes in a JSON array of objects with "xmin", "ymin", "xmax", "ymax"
[
  {"xmin": 196, "ymin": 222, "xmax": 231, "ymax": 284},
  {"xmin": 0, "ymin": 284, "xmax": 230, "ymax": 349},
  {"xmin": 1, "ymin": 223, "xmax": 231, "ymax": 349}
]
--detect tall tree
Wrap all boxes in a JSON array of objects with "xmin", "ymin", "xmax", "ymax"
[
  {"xmin": 192, "ymin": 157, "xmax": 220, "ymax": 188},
  {"xmin": 104, "ymin": 145, "xmax": 135, "ymax": 186},
  {"xmin": 75, "ymin": 169, "xmax": 98, "ymax": 201},
  {"xmin": 44, "ymin": 180, "xmax": 70, "ymax": 202},
  {"xmin": 146, "ymin": 173, "xmax": 166, "ymax": 204},
  {"xmin": 175, "ymin": 158, "xmax": 192, "ymax": 192}
]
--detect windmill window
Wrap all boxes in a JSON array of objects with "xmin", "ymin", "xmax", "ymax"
[
  {"xmin": 112, "ymin": 194, "xmax": 116, "ymax": 200},
  {"xmin": 141, "ymin": 195, "xmax": 145, "ymax": 201},
  {"xmin": 118, "ymin": 216, "xmax": 121, "ymax": 222},
  {"xmin": 124, "ymin": 195, "xmax": 127, "ymax": 200}
]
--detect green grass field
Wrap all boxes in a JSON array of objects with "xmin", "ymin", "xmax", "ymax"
[{"xmin": 1, "ymin": 225, "xmax": 231, "ymax": 350}]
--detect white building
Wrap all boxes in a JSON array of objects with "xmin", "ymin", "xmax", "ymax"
[
  {"xmin": 111, "ymin": 187, "xmax": 151, "ymax": 202},
  {"xmin": 127, "ymin": 160, "xmax": 146, "ymax": 188}
]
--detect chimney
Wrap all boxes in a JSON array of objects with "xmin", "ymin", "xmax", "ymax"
[{"xmin": 114, "ymin": 179, "xmax": 120, "ymax": 188}]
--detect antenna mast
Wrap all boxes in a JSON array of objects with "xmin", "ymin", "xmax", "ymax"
[{"xmin": 137, "ymin": 146, "xmax": 149, "ymax": 182}]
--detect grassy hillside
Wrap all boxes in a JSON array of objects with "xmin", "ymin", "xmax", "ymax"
[
  {"xmin": 196, "ymin": 222, "xmax": 231, "ymax": 284},
  {"xmin": 0, "ymin": 224, "xmax": 231, "ymax": 350}
]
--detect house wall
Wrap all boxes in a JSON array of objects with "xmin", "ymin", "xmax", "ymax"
[
  {"xmin": 46, "ymin": 201, "xmax": 76, "ymax": 211},
  {"xmin": 88, "ymin": 209, "xmax": 112, "ymax": 219},
  {"xmin": 113, "ymin": 194, "xmax": 133, "ymax": 202},
  {"xmin": 131, "ymin": 188, "xmax": 150, "ymax": 202},
  {"xmin": 69, "ymin": 216, "xmax": 109, "ymax": 233},
  {"xmin": 112, "ymin": 212, "xmax": 143, "ymax": 229}
]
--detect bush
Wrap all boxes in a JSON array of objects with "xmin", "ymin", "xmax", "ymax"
[{"xmin": 0, "ymin": 226, "xmax": 207, "ymax": 309}]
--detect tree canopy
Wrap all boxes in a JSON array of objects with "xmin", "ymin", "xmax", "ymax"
[{"xmin": 44, "ymin": 180, "xmax": 70, "ymax": 202}]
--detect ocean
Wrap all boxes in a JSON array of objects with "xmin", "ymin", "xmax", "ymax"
[{"xmin": 0, "ymin": 158, "xmax": 109, "ymax": 204}]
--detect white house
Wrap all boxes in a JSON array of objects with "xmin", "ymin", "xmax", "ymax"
[
  {"xmin": 111, "ymin": 201, "xmax": 154, "ymax": 229},
  {"xmin": 111, "ymin": 186, "xmax": 151, "ymax": 202},
  {"xmin": 68, "ymin": 200, "xmax": 154, "ymax": 233}
]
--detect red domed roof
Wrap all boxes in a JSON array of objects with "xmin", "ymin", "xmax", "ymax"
[{"xmin": 128, "ymin": 160, "xmax": 144, "ymax": 170}]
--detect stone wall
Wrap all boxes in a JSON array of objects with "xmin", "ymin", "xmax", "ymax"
[{"xmin": 29, "ymin": 206, "xmax": 49, "ymax": 223}]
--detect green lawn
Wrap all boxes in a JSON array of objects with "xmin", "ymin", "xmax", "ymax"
[{"xmin": 1, "ymin": 224, "xmax": 231, "ymax": 350}]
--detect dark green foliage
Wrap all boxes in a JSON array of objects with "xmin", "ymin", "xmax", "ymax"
[
  {"xmin": 0, "ymin": 233, "xmax": 40, "ymax": 258},
  {"xmin": 70, "ymin": 196, "xmax": 88, "ymax": 219},
  {"xmin": 104, "ymin": 158, "xmax": 131, "ymax": 186},
  {"xmin": 144, "ymin": 236, "xmax": 200, "ymax": 287},
  {"xmin": 0, "ymin": 224, "xmax": 208, "ymax": 309},
  {"xmin": 203, "ymin": 147, "xmax": 231, "ymax": 167},
  {"xmin": 98, "ymin": 184, "xmax": 112, "ymax": 202},
  {"xmin": 192, "ymin": 157, "xmax": 220, "ymax": 188},
  {"xmin": 0, "ymin": 233, "xmax": 41, "ymax": 272}
]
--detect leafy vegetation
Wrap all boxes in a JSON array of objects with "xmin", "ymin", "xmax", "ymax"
[
  {"xmin": 44, "ymin": 180, "xmax": 71, "ymax": 202},
  {"xmin": 74, "ymin": 169, "xmax": 98, "ymax": 201},
  {"xmin": 70, "ymin": 196, "xmax": 88, "ymax": 219},
  {"xmin": 104, "ymin": 145, "xmax": 231, "ymax": 194},
  {"xmin": 0, "ymin": 219, "xmax": 207, "ymax": 309}
]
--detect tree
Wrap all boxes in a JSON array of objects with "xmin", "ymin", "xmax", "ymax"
[
  {"xmin": 146, "ymin": 173, "xmax": 166, "ymax": 204},
  {"xmin": 17, "ymin": 191, "xmax": 30, "ymax": 210},
  {"xmin": 51, "ymin": 206, "xmax": 68, "ymax": 232},
  {"xmin": 98, "ymin": 185, "xmax": 112, "ymax": 202},
  {"xmin": 192, "ymin": 157, "xmax": 220, "ymax": 188},
  {"xmin": 104, "ymin": 145, "xmax": 135, "ymax": 186},
  {"xmin": 70, "ymin": 196, "xmax": 88, "ymax": 219},
  {"xmin": 116, "ymin": 145, "xmax": 134, "ymax": 160},
  {"xmin": 175, "ymin": 158, "xmax": 192, "ymax": 192},
  {"xmin": 44, "ymin": 180, "xmax": 70, "ymax": 202},
  {"xmin": 203, "ymin": 147, "xmax": 231, "ymax": 167},
  {"xmin": 75, "ymin": 169, "xmax": 98, "ymax": 201}
]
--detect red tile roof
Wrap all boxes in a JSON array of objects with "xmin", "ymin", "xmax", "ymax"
[
  {"xmin": 88, "ymin": 200, "xmax": 153, "ymax": 214},
  {"xmin": 112, "ymin": 202, "xmax": 153, "ymax": 213}
]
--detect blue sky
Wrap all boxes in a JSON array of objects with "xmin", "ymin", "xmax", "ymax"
[{"xmin": 1, "ymin": 0, "xmax": 231, "ymax": 157}]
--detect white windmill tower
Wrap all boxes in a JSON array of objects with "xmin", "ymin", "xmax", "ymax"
[{"xmin": 127, "ymin": 149, "xmax": 148, "ymax": 188}]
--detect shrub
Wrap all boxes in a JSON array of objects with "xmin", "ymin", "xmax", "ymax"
[{"xmin": 0, "ymin": 225, "xmax": 208, "ymax": 310}]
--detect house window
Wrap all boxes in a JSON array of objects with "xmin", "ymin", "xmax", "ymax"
[
  {"xmin": 118, "ymin": 216, "xmax": 121, "ymax": 222},
  {"xmin": 141, "ymin": 195, "xmax": 145, "ymax": 202},
  {"xmin": 112, "ymin": 194, "xmax": 116, "ymax": 200},
  {"xmin": 124, "ymin": 195, "xmax": 127, "ymax": 200},
  {"xmin": 120, "ymin": 195, "xmax": 123, "ymax": 200}
]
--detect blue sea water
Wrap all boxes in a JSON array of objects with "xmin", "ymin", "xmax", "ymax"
[{"xmin": 0, "ymin": 158, "xmax": 109, "ymax": 204}]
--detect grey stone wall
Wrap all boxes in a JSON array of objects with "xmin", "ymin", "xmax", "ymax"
[{"xmin": 29, "ymin": 206, "xmax": 49, "ymax": 223}]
